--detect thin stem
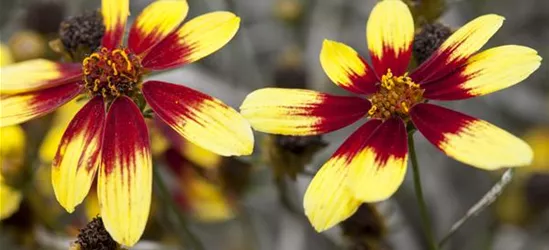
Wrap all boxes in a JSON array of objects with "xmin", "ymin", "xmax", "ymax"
[
  {"xmin": 408, "ymin": 133, "xmax": 438, "ymax": 250},
  {"xmin": 152, "ymin": 166, "xmax": 205, "ymax": 250},
  {"xmin": 438, "ymin": 169, "xmax": 514, "ymax": 247}
]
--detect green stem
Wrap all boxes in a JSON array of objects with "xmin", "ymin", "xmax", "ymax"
[
  {"xmin": 152, "ymin": 166, "xmax": 205, "ymax": 250},
  {"xmin": 408, "ymin": 133, "xmax": 438, "ymax": 250}
]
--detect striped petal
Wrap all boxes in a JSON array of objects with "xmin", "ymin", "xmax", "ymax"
[
  {"xmin": 422, "ymin": 45, "xmax": 542, "ymax": 100},
  {"xmin": 101, "ymin": 0, "xmax": 129, "ymax": 49},
  {"xmin": 52, "ymin": 97, "xmax": 105, "ymax": 213},
  {"xmin": 128, "ymin": 0, "xmax": 189, "ymax": 56},
  {"xmin": 320, "ymin": 40, "xmax": 378, "ymax": 95},
  {"xmin": 240, "ymin": 88, "xmax": 371, "ymax": 136},
  {"xmin": 304, "ymin": 119, "xmax": 381, "ymax": 232},
  {"xmin": 142, "ymin": 11, "xmax": 240, "ymax": 70},
  {"xmin": 367, "ymin": 0, "xmax": 414, "ymax": 76},
  {"xmin": 347, "ymin": 118, "xmax": 408, "ymax": 202},
  {"xmin": 0, "ymin": 59, "xmax": 82, "ymax": 94},
  {"xmin": 410, "ymin": 103, "xmax": 533, "ymax": 170},
  {"xmin": 0, "ymin": 83, "xmax": 82, "ymax": 127},
  {"xmin": 411, "ymin": 14, "xmax": 504, "ymax": 83},
  {"xmin": 142, "ymin": 81, "xmax": 253, "ymax": 156},
  {"xmin": 98, "ymin": 96, "xmax": 152, "ymax": 246}
]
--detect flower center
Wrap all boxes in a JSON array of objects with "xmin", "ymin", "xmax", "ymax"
[
  {"xmin": 367, "ymin": 69, "xmax": 424, "ymax": 120},
  {"xmin": 82, "ymin": 47, "xmax": 143, "ymax": 99}
]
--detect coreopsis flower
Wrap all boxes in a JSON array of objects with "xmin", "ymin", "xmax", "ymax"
[
  {"xmin": 0, "ymin": 0, "xmax": 253, "ymax": 245},
  {"xmin": 240, "ymin": 0, "xmax": 541, "ymax": 231}
]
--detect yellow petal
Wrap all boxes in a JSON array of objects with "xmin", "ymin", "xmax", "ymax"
[
  {"xmin": 85, "ymin": 189, "xmax": 100, "ymax": 221},
  {"xmin": 423, "ymin": 45, "xmax": 542, "ymax": 100},
  {"xmin": 320, "ymin": 40, "xmax": 378, "ymax": 94},
  {"xmin": 522, "ymin": 128, "xmax": 549, "ymax": 172},
  {"xmin": 52, "ymin": 97, "xmax": 105, "ymax": 213},
  {"xmin": 0, "ymin": 125, "xmax": 26, "ymax": 163},
  {"xmin": 128, "ymin": 0, "xmax": 189, "ymax": 56},
  {"xmin": 411, "ymin": 103, "xmax": 532, "ymax": 170},
  {"xmin": 412, "ymin": 14, "xmax": 504, "ymax": 83},
  {"xmin": 0, "ymin": 43, "xmax": 14, "ymax": 66},
  {"xmin": 39, "ymin": 99, "xmax": 85, "ymax": 163},
  {"xmin": 101, "ymin": 0, "xmax": 129, "ymax": 49},
  {"xmin": 182, "ymin": 168, "xmax": 235, "ymax": 222},
  {"xmin": 347, "ymin": 118, "xmax": 408, "ymax": 202},
  {"xmin": 240, "ymin": 88, "xmax": 371, "ymax": 135},
  {"xmin": 367, "ymin": 0, "xmax": 414, "ymax": 76},
  {"xmin": 143, "ymin": 81, "xmax": 253, "ymax": 156},
  {"xmin": 181, "ymin": 142, "xmax": 223, "ymax": 169},
  {"xmin": 0, "ymin": 175, "xmax": 22, "ymax": 220},
  {"xmin": 304, "ymin": 120, "xmax": 385, "ymax": 231},
  {"xmin": 142, "ymin": 11, "xmax": 240, "ymax": 70},
  {"xmin": 0, "ymin": 59, "xmax": 82, "ymax": 94},
  {"xmin": 0, "ymin": 83, "xmax": 82, "ymax": 127},
  {"xmin": 98, "ymin": 96, "xmax": 152, "ymax": 246}
]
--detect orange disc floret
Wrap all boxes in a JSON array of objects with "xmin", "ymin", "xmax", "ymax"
[
  {"xmin": 82, "ymin": 47, "xmax": 143, "ymax": 99},
  {"xmin": 367, "ymin": 69, "xmax": 424, "ymax": 120}
]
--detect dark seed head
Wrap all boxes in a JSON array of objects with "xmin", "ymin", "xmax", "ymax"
[
  {"xmin": 413, "ymin": 22, "xmax": 452, "ymax": 65},
  {"xmin": 74, "ymin": 217, "xmax": 119, "ymax": 250},
  {"xmin": 59, "ymin": 10, "xmax": 105, "ymax": 60}
]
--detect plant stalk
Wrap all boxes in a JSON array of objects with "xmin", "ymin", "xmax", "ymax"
[{"xmin": 408, "ymin": 133, "xmax": 438, "ymax": 250}]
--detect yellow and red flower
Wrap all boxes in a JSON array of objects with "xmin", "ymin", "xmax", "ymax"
[
  {"xmin": 0, "ymin": 0, "xmax": 253, "ymax": 246},
  {"xmin": 240, "ymin": 0, "xmax": 541, "ymax": 231}
]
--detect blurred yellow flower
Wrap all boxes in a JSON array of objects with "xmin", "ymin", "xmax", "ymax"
[
  {"xmin": 496, "ymin": 126, "xmax": 549, "ymax": 225},
  {"xmin": 0, "ymin": 125, "xmax": 26, "ymax": 220},
  {"xmin": 39, "ymin": 99, "xmax": 84, "ymax": 162},
  {"xmin": 0, "ymin": 43, "xmax": 14, "ymax": 66}
]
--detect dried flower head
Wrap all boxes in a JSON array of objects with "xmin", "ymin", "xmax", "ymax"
[
  {"xmin": 73, "ymin": 217, "xmax": 119, "ymax": 250},
  {"xmin": 58, "ymin": 10, "xmax": 105, "ymax": 60},
  {"xmin": 413, "ymin": 22, "xmax": 452, "ymax": 64}
]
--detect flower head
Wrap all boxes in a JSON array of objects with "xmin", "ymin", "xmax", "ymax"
[
  {"xmin": 1, "ymin": 0, "xmax": 253, "ymax": 246},
  {"xmin": 240, "ymin": 0, "xmax": 541, "ymax": 231}
]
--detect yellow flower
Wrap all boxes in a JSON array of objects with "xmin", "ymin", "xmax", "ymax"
[
  {"xmin": 1, "ymin": 0, "xmax": 253, "ymax": 246},
  {"xmin": 240, "ymin": 0, "xmax": 541, "ymax": 231},
  {"xmin": 0, "ymin": 125, "xmax": 25, "ymax": 220}
]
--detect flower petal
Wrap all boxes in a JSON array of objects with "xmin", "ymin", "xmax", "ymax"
[
  {"xmin": 141, "ymin": 11, "xmax": 240, "ymax": 70},
  {"xmin": 320, "ymin": 40, "xmax": 378, "ymax": 95},
  {"xmin": 240, "ymin": 88, "xmax": 371, "ymax": 136},
  {"xmin": 0, "ymin": 59, "xmax": 82, "ymax": 94},
  {"xmin": 0, "ymin": 83, "xmax": 82, "ymax": 127},
  {"xmin": 142, "ymin": 81, "xmax": 253, "ymax": 156},
  {"xmin": 347, "ymin": 118, "xmax": 408, "ymax": 202},
  {"xmin": 51, "ymin": 97, "xmax": 105, "ymax": 213},
  {"xmin": 128, "ymin": 0, "xmax": 189, "ymax": 56},
  {"xmin": 422, "ymin": 45, "xmax": 542, "ymax": 100},
  {"xmin": 410, "ymin": 103, "xmax": 533, "ymax": 170},
  {"xmin": 98, "ymin": 96, "xmax": 152, "ymax": 246},
  {"xmin": 39, "ymin": 100, "xmax": 85, "ymax": 163},
  {"xmin": 367, "ymin": 0, "xmax": 414, "ymax": 76},
  {"xmin": 411, "ymin": 14, "xmax": 504, "ymax": 83},
  {"xmin": 304, "ymin": 119, "xmax": 381, "ymax": 232},
  {"xmin": 101, "ymin": 0, "xmax": 129, "ymax": 49}
]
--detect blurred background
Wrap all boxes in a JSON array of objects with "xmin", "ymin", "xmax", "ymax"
[{"xmin": 0, "ymin": 0, "xmax": 548, "ymax": 249}]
